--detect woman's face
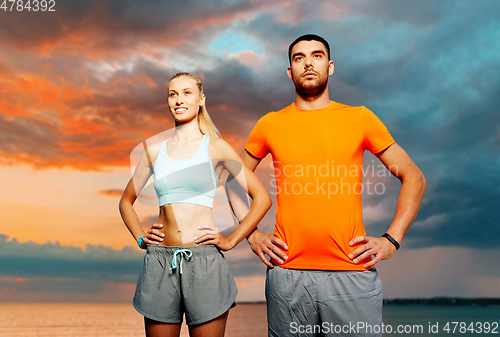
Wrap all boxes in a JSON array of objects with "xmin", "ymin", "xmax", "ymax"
[{"xmin": 168, "ymin": 76, "xmax": 205, "ymax": 123}]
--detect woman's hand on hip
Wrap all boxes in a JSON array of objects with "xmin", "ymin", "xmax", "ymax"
[
  {"xmin": 194, "ymin": 226, "xmax": 234, "ymax": 251},
  {"xmin": 142, "ymin": 223, "xmax": 165, "ymax": 247}
]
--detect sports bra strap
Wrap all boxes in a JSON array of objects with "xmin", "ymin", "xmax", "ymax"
[
  {"xmin": 203, "ymin": 134, "xmax": 210, "ymax": 154},
  {"xmin": 142, "ymin": 141, "xmax": 152, "ymax": 166}
]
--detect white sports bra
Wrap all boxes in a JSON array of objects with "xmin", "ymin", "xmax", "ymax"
[{"xmin": 152, "ymin": 135, "xmax": 219, "ymax": 208}]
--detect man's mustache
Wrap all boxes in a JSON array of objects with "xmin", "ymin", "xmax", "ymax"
[{"xmin": 302, "ymin": 68, "xmax": 319, "ymax": 76}]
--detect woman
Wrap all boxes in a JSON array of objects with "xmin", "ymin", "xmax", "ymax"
[{"xmin": 119, "ymin": 72, "xmax": 272, "ymax": 337}]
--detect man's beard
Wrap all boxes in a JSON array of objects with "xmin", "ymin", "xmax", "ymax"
[{"xmin": 293, "ymin": 72, "xmax": 328, "ymax": 100}]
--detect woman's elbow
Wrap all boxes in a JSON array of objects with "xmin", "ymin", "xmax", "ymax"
[
  {"xmin": 265, "ymin": 195, "xmax": 273, "ymax": 211},
  {"xmin": 119, "ymin": 196, "xmax": 134, "ymax": 213},
  {"xmin": 261, "ymin": 192, "xmax": 273, "ymax": 211},
  {"xmin": 253, "ymin": 189, "xmax": 272, "ymax": 211}
]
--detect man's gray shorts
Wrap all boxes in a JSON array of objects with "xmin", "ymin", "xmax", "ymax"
[
  {"xmin": 266, "ymin": 266, "xmax": 383, "ymax": 337},
  {"xmin": 133, "ymin": 244, "xmax": 237, "ymax": 326}
]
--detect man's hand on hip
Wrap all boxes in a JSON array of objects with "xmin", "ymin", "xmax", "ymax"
[
  {"xmin": 247, "ymin": 229, "xmax": 288, "ymax": 268},
  {"xmin": 349, "ymin": 235, "xmax": 397, "ymax": 268}
]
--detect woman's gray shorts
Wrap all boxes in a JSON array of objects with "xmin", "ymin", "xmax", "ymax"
[{"xmin": 133, "ymin": 244, "xmax": 238, "ymax": 326}]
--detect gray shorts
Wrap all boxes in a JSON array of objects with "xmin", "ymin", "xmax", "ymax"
[
  {"xmin": 133, "ymin": 244, "xmax": 238, "ymax": 326},
  {"xmin": 266, "ymin": 266, "xmax": 383, "ymax": 337}
]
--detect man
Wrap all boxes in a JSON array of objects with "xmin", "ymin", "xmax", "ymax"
[{"xmin": 241, "ymin": 34, "xmax": 426, "ymax": 336}]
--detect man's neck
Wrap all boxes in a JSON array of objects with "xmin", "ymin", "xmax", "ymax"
[{"xmin": 294, "ymin": 89, "xmax": 332, "ymax": 110}]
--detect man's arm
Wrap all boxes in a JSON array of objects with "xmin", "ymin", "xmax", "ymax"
[
  {"xmin": 240, "ymin": 150, "xmax": 289, "ymax": 268},
  {"xmin": 349, "ymin": 142, "xmax": 427, "ymax": 268},
  {"xmin": 240, "ymin": 149, "xmax": 262, "ymax": 171}
]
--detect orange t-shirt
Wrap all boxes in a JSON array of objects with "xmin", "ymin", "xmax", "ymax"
[{"xmin": 245, "ymin": 101, "xmax": 395, "ymax": 270}]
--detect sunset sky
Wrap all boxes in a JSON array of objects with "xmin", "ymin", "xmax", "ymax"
[{"xmin": 1, "ymin": 0, "xmax": 499, "ymax": 303}]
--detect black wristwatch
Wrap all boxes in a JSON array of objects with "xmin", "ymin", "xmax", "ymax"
[{"xmin": 382, "ymin": 233, "xmax": 400, "ymax": 250}]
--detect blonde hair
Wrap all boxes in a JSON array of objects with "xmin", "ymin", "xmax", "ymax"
[{"xmin": 169, "ymin": 72, "xmax": 221, "ymax": 138}]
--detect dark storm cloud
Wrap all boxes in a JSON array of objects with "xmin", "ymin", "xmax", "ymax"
[
  {"xmin": 0, "ymin": 0, "xmax": 269, "ymax": 54},
  {"xmin": 265, "ymin": 0, "xmax": 500, "ymax": 250},
  {"xmin": 355, "ymin": 0, "xmax": 500, "ymax": 249},
  {"xmin": 0, "ymin": 235, "xmax": 144, "ymax": 282},
  {"xmin": 191, "ymin": 59, "xmax": 293, "ymax": 138},
  {"xmin": 0, "ymin": 114, "xmax": 68, "ymax": 167},
  {"xmin": 0, "ymin": 232, "xmax": 267, "ymax": 296},
  {"xmin": 0, "ymin": 230, "xmax": 268, "ymax": 276}
]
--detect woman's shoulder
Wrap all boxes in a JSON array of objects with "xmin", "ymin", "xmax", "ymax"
[
  {"xmin": 145, "ymin": 141, "xmax": 162, "ymax": 155},
  {"xmin": 207, "ymin": 136, "xmax": 238, "ymax": 158},
  {"xmin": 142, "ymin": 141, "xmax": 163, "ymax": 167}
]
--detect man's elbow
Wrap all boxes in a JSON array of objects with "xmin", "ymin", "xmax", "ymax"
[
  {"xmin": 407, "ymin": 168, "xmax": 427, "ymax": 197},
  {"xmin": 419, "ymin": 170, "xmax": 427, "ymax": 195},
  {"xmin": 400, "ymin": 168, "xmax": 427, "ymax": 193}
]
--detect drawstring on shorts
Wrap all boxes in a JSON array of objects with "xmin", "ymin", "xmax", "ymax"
[{"xmin": 170, "ymin": 248, "xmax": 193, "ymax": 274}]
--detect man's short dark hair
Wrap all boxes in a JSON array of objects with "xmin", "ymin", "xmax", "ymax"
[{"xmin": 288, "ymin": 34, "xmax": 330, "ymax": 64}]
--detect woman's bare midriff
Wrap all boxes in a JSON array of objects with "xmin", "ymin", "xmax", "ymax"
[{"xmin": 156, "ymin": 203, "xmax": 216, "ymax": 247}]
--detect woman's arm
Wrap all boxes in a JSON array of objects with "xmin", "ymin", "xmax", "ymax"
[
  {"xmin": 195, "ymin": 138, "xmax": 272, "ymax": 250},
  {"xmin": 118, "ymin": 150, "xmax": 157, "ymax": 248},
  {"xmin": 240, "ymin": 150, "xmax": 288, "ymax": 267}
]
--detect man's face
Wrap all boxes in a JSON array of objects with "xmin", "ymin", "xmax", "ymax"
[{"xmin": 287, "ymin": 40, "xmax": 334, "ymax": 98}]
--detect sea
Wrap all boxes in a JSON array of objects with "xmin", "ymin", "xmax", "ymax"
[{"xmin": 0, "ymin": 303, "xmax": 498, "ymax": 337}]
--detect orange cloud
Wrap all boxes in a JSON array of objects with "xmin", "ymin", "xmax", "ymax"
[
  {"xmin": 61, "ymin": 116, "xmax": 106, "ymax": 135},
  {"xmin": 0, "ymin": 73, "xmax": 92, "ymax": 122},
  {"xmin": 230, "ymin": 50, "xmax": 263, "ymax": 68},
  {"xmin": 273, "ymin": 1, "xmax": 351, "ymax": 25},
  {"xmin": 319, "ymin": 2, "xmax": 352, "ymax": 20},
  {"xmin": 109, "ymin": 74, "xmax": 158, "ymax": 89},
  {"xmin": 97, "ymin": 189, "xmax": 125, "ymax": 197}
]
